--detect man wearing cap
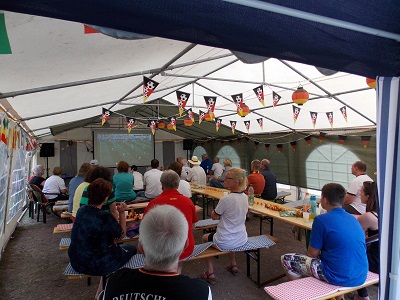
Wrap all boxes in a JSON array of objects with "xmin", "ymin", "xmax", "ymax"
[
  {"xmin": 200, "ymin": 154, "xmax": 213, "ymax": 175},
  {"xmin": 90, "ymin": 159, "xmax": 99, "ymax": 166},
  {"xmin": 187, "ymin": 156, "xmax": 207, "ymax": 185}
]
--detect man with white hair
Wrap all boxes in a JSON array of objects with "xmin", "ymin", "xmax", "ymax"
[
  {"xmin": 187, "ymin": 155, "xmax": 206, "ymax": 185},
  {"xmin": 102, "ymin": 205, "xmax": 211, "ymax": 300},
  {"xmin": 29, "ymin": 165, "xmax": 46, "ymax": 189}
]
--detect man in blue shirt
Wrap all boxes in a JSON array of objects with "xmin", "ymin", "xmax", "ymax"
[
  {"xmin": 281, "ymin": 183, "xmax": 368, "ymax": 287},
  {"xmin": 200, "ymin": 154, "xmax": 213, "ymax": 175}
]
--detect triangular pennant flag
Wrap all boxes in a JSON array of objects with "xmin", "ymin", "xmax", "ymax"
[
  {"xmin": 148, "ymin": 120, "xmax": 157, "ymax": 135},
  {"xmin": 244, "ymin": 120, "xmax": 251, "ymax": 133},
  {"xmin": 319, "ymin": 132, "xmax": 327, "ymax": 143},
  {"xmin": 1, "ymin": 116, "xmax": 8, "ymax": 144},
  {"xmin": 304, "ymin": 135, "xmax": 311, "ymax": 146},
  {"xmin": 361, "ymin": 136, "xmax": 371, "ymax": 148},
  {"xmin": 232, "ymin": 93, "xmax": 244, "ymax": 110},
  {"xmin": 326, "ymin": 112, "xmax": 334, "ymax": 128},
  {"xmin": 338, "ymin": 135, "xmax": 347, "ymax": 145},
  {"xmin": 169, "ymin": 116, "xmax": 177, "ymax": 131},
  {"xmin": 265, "ymin": 143, "xmax": 270, "ymax": 152},
  {"xmin": 0, "ymin": 12, "xmax": 12, "ymax": 54},
  {"xmin": 340, "ymin": 106, "xmax": 348, "ymax": 122},
  {"xmin": 126, "ymin": 117, "xmax": 135, "ymax": 133},
  {"xmin": 101, "ymin": 108, "xmax": 112, "ymax": 125},
  {"xmin": 254, "ymin": 141, "xmax": 259, "ymax": 149},
  {"xmin": 293, "ymin": 105, "xmax": 301, "ymax": 123},
  {"xmin": 290, "ymin": 141, "xmax": 297, "ymax": 151},
  {"xmin": 310, "ymin": 111, "xmax": 318, "ymax": 129},
  {"xmin": 215, "ymin": 118, "xmax": 222, "ymax": 132},
  {"xmin": 186, "ymin": 108, "xmax": 195, "ymax": 122},
  {"xmin": 273, "ymin": 91, "xmax": 281, "ymax": 107},
  {"xmin": 230, "ymin": 121, "xmax": 236, "ymax": 134},
  {"xmin": 204, "ymin": 96, "xmax": 217, "ymax": 113},
  {"xmin": 198, "ymin": 110, "xmax": 206, "ymax": 124},
  {"xmin": 257, "ymin": 118, "xmax": 263, "ymax": 130},
  {"xmin": 143, "ymin": 76, "xmax": 159, "ymax": 102},
  {"xmin": 84, "ymin": 24, "xmax": 99, "ymax": 34},
  {"xmin": 277, "ymin": 144, "xmax": 283, "ymax": 153},
  {"xmin": 253, "ymin": 85, "xmax": 265, "ymax": 106},
  {"xmin": 176, "ymin": 91, "xmax": 190, "ymax": 116}
]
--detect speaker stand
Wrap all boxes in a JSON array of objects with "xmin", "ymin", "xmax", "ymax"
[{"xmin": 45, "ymin": 157, "xmax": 50, "ymax": 178}]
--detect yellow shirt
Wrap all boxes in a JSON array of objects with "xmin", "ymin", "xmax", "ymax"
[{"xmin": 72, "ymin": 182, "xmax": 89, "ymax": 217}]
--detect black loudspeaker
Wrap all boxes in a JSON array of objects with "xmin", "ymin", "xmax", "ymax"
[
  {"xmin": 40, "ymin": 143, "xmax": 55, "ymax": 157},
  {"xmin": 183, "ymin": 139, "xmax": 193, "ymax": 150}
]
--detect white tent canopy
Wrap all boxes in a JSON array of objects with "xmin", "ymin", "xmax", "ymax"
[{"xmin": 0, "ymin": 12, "xmax": 376, "ymax": 141}]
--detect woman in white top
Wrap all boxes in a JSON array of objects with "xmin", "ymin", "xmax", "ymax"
[
  {"xmin": 130, "ymin": 165, "xmax": 144, "ymax": 192},
  {"xmin": 201, "ymin": 168, "xmax": 248, "ymax": 284}
]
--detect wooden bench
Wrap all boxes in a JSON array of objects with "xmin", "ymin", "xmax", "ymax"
[
  {"xmin": 264, "ymin": 271, "xmax": 379, "ymax": 300},
  {"xmin": 64, "ymin": 234, "xmax": 279, "ymax": 285}
]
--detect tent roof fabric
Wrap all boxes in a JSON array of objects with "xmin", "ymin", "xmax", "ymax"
[{"xmin": 1, "ymin": 0, "xmax": 399, "ymax": 78}]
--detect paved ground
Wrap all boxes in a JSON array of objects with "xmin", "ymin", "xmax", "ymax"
[{"xmin": 0, "ymin": 206, "xmax": 378, "ymax": 300}]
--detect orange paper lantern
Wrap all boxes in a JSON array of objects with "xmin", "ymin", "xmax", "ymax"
[
  {"xmin": 366, "ymin": 78, "xmax": 376, "ymax": 89},
  {"xmin": 184, "ymin": 119, "xmax": 194, "ymax": 126},
  {"xmin": 237, "ymin": 104, "xmax": 250, "ymax": 117},
  {"xmin": 167, "ymin": 123, "xmax": 174, "ymax": 130},
  {"xmin": 292, "ymin": 86, "xmax": 309, "ymax": 105},
  {"xmin": 157, "ymin": 122, "xmax": 165, "ymax": 129},
  {"xmin": 205, "ymin": 113, "xmax": 215, "ymax": 122}
]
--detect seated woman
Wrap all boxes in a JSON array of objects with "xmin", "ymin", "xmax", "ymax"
[
  {"xmin": 113, "ymin": 161, "xmax": 136, "ymax": 202},
  {"xmin": 42, "ymin": 166, "xmax": 69, "ymax": 203},
  {"xmin": 209, "ymin": 158, "xmax": 232, "ymax": 188},
  {"xmin": 281, "ymin": 183, "xmax": 368, "ymax": 290},
  {"xmin": 130, "ymin": 165, "xmax": 144, "ymax": 193},
  {"xmin": 201, "ymin": 168, "xmax": 248, "ymax": 284},
  {"xmin": 68, "ymin": 178, "xmax": 136, "ymax": 277},
  {"xmin": 354, "ymin": 181, "xmax": 379, "ymax": 300}
]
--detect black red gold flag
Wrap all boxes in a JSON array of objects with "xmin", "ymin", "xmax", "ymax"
[
  {"xmin": 148, "ymin": 120, "xmax": 157, "ymax": 135},
  {"xmin": 198, "ymin": 110, "xmax": 206, "ymax": 124},
  {"xmin": 126, "ymin": 117, "xmax": 135, "ymax": 133},
  {"xmin": 176, "ymin": 91, "xmax": 190, "ymax": 116},
  {"xmin": 293, "ymin": 105, "xmax": 301, "ymax": 123},
  {"xmin": 257, "ymin": 118, "xmax": 263, "ymax": 130},
  {"xmin": 310, "ymin": 111, "xmax": 318, "ymax": 129},
  {"xmin": 101, "ymin": 107, "xmax": 112, "ymax": 125},
  {"xmin": 290, "ymin": 141, "xmax": 297, "ymax": 151},
  {"xmin": 304, "ymin": 135, "xmax": 311, "ymax": 146},
  {"xmin": 340, "ymin": 106, "xmax": 348, "ymax": 122},
  {"xmin": 230, "ymin": 121, "xmax": 236, "ymax": 134},
  {"xmin": 265, "ymin": 143, "xmax": 270, "ymax": 152},
  {"xmin": 273, "ymin": 91, "xmax": 281, "ymax": 107},
  {"xmin": 143, "ymin": 76, "xmax": 159, "ymax": 102},
  {"xmin": 326, "ymin": 112, "xmax": 334, "ymax": 128},
  {"xmin": 215, "ymin": 118, "xmax": 222, "ymax": 132},
  {"xmin": 253, "ymin": 85, "xmax": 265, "ymax": 106},
  {"xmin": 361, "ymin": 136, "xmax": 372, "ymax": 148},
  {"xmin": 277, "ymin": 144, "xmax": 283, "ymax": 153},
  {"xmin": 244, "ymin": 120, "xmax": 250, "ymax": 132},
  {"xmin": 204, "ymin": 96, "xmax": 217, "ymax": 113},
  {"xmin": 338, "ymin": 135, "xmax": 347, "ymax": 145}
]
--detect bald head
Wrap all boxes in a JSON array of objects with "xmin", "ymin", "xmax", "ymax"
[{"xmin": 261, "ymin": 159, "xmax": 270, "ymax": 169}]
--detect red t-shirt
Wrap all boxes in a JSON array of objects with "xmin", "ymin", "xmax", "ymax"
[
  {"xmin": 144, "ymin": 189, "xmax": 198, "ymax": 259},
  {"xmin": 246, "ymin": 173, "xmax": 265, "ymax": 195}
]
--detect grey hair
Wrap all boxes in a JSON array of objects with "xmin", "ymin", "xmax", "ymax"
[
  {"xmin": 33, "ymin": 165, "xmax": 44, "ymax": 176},
  {"xmin": 251, "ymin": 159, "xmax": 261, "ymax": 171},
  {"xmin": 261, "ymin": 159, "xmax": 270, "ymax": 168},
  {"xmin": 160, "ymin": 170, "xmax": 180, "ymax": 190},
  {"xmin": 139, "ymin": 205, "xmax": 188, "ymax": 270}
]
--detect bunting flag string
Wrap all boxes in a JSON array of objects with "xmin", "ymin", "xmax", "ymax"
[
  {"xmin": 230, "ymin": 121, "xmax": 236, "ymax": 134},
  {"xmin": 310, "ymin": 111, "xmax": 318, "ymax": 129},
  {"xmin": 143, "ymin": 76, "xmax": 159, "ymax": 102},
  {"xmin": 126, "ymin": 117, "xmax": 135, "ymax": 133},
  {"xmin": 272, "ymin": 91, "xmax": 281, "ymax": 107},
  {"xmin": 177, "ymin": 91, "xmax": 190, "ymax": 116},
  {"xmin": 253, "ymin": 85, "xmax": 265, "ymax": 106},
  {"xmin": 101, "ymin": 107, "xmax": 112, "ymax": 125}
]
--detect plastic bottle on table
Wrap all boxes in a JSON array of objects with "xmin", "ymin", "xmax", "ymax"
[
  {"xmin": 303, "ymin": 192, "xmax": 310, "ymax": 213},
  {"xmin": 310, "ymin": 195, "xmax": 317, "ymax": 219},
  {"xmin": 248, "ymin": 184, "xmax": 255, "ymax": 207}
]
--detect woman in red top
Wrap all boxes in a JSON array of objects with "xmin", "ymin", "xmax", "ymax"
[{"xmin": 246, "ymin": 160, "xmax": 265, "ymax": 195}]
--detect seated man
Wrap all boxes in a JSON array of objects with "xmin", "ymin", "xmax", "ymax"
[
  {"xmin": 281, "ymin": 183, "xmax": 368, "ymax": 288},
  {"xmin": 260, "ymin": 159, "xmax": 277, "ymax": 200},
  {"xmin": 246, "ymin": 160, "xmax": 265, "ymax": 196},
  {"xmin": 137, "ymin": 159, "xmax": 163, "ymax": 199},
  {"xmin": 42, "ymin": 166, "xmax": 68, "ymax": 203},
  {"xmin": 29, "ymin": 165, "xmax": 46, "ymax": 190},
  {"xmin": 207, "ymin": 157, "xmax": 224, "ymax": 183},
  {"xmin": 102, "ymin": 205, "xmax": 211, "ymax": 300}
]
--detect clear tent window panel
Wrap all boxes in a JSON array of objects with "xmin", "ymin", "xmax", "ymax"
[{"xmin": 306, "ymin": 144, "xmax": 359, "ymax": 190}]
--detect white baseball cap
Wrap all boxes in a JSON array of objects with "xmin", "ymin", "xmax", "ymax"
[{"xmin": 90, "ymin": 159, "xmax": 99, "ymax": 166}]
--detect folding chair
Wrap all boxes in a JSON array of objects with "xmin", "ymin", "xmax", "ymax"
[{"xmin": 29, "ymin": 184, "xmax": 50, "ymax": 223}]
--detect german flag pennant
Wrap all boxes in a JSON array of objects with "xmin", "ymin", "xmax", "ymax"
[
  {"xmin": 101, "ymin": 108, "xmax": 112, "ymax": 125},
  {"xmin": 326, "ymin": 112, "xmax": 334, "ymax": 128},
  {"xmin": 198, "ymin": 110, "xmax": 206, "ymax": 125},
  {"xmin": 169, "ymin": 116, "xmax": 177, "ymax": 131},
  {"xmin": 187, "ymin": 108, "xmax": 195, "ymax": 122},
  {"xmin": 310, "ymin": 111, "xmax": 318, "ymax": 129},
  {"xmin": 177, "ymin": 91, "xmax": 190, "ymax": 116},
  {"xmin": 277, "ymin": 144, "xmax": 283, "ymax": 153},
  {"xmin": 290, "ymin": 141, "xmax": 297, "ymax": 151},
  {"xmin": 230, "ymin": 121, "xmax": 236, "ymax": 134},
  {"xmin": 253, "ymin": 85, "xmax": 264, "ymax": 106},
  {"xmin": 272, "ymin": 91, "xmax": 281, "ymax": 107},
  {"xmin": 361, "ymin": 136, "xmax": 371, "ymax": 148},
  {"xmin": 338, "ymin": 135, "xmax": 347, "ymax": 145},
  {"xmin": 1, "ymin": 114, "xmax": 8, "ymax": 144},
  {"xmin": 257, "ymin": 118, "xmax": 263, "ymax": 130},
  {"xmin": 304, "ymin": 135, "xmax": 311, "ymax": 146},
  {"xmin": 319, "ymin": 132, "xmax": 327, "ymax": 143},
  {"xmin": 143, "ymin": 76, "xmax": 159, "ymax": 102},
  {"xmin": 148, "ymin": 120, "xmax": 157, "ymax": 135},
  {"xmin": 340, "ymin": 106, "xmax": 348, "ymax": 122},
  {"xmin": 215, "ymin": 118, "xmax": 222, "ymax": 132},
  {"xmin": 265, "ymin": 143, "xmax": 270, "ymax": 152},
  {"xmin": 293, "ymin": 105, "xmax": 301, "ymax": 124},
  {"xmin": 126, "ymin": 117, "xmax": 135, "ymax": 133},
  {"xmin": 232, "ymin": 93, "xmax": 244, "ymax": 110},
  {"xmin": 254, "ymin": 141, "xmax": 259, "ymax": 149},
  {"xmin": 204, "ymin": 96, "xmax": 217, "ymax": 113},
  {"xmin": 244, "ymin": 120, "xmax": 250, "ymax": 133}
]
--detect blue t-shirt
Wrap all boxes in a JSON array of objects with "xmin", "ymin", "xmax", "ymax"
[
  {"xmin": 113, "ymin": 172, "xmax": 136, "ymax": 201},
  {"xmin": 310, "ymin": 208, "xmax": 368, "ymax": 286},
  {"xmin": 200, "ymin": 159, "xmax": 213, "ymax": 174},
  {"xmin": 68, "ymin": 175, "xmax": 85, "ymax": 212}
]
